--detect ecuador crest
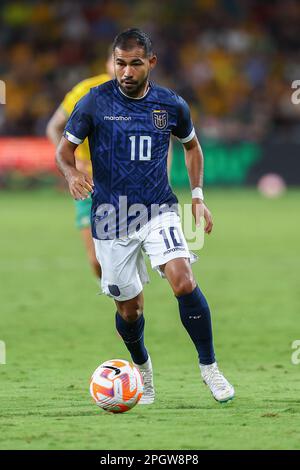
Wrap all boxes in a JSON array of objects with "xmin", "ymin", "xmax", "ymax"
[{"xmin": 152, "ymin": 109, "xmax": 168, "ymax": 130}]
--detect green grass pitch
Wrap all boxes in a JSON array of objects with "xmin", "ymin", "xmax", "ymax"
[{"xmin": 0, "ymin": 188, "xmax": 299, "ymax": 450}]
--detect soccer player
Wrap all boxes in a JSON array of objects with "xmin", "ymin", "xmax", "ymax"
[
  {"xmin": 56, "ymin": 29, "xmax": 235, "ymax": 404},
  {"xmin": 46, "ymin": 53, "xmax": 114, "ymax": 278}
]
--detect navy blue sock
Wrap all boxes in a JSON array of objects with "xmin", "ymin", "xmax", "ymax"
[
  {"xmin": 115, "ymin": 312, "xmax": 149, "ymax": 365},
  {"xmin": 176, "ymin": 285, "xmax": 215, "ymax": 365}
]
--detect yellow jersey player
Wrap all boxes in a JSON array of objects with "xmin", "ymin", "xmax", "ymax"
[{"xmin": 47, "ymin": 54, "xmax": 114, "ymax": 279}]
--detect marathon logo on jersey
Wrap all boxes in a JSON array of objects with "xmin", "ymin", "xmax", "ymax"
[
  {"xmin": 104, "ymin": 115, "xmax": 132, "ymax": 121},
  {"xmin": 152, "ymin": 109, "xmax": 168, "ymax": 130}
]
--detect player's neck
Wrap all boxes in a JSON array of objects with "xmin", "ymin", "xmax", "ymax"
[{"xmin": 119, "ymin": 81, "xmax": 150, "ymax": 100}]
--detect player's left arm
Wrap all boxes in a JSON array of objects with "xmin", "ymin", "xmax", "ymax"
[
  {"xmin": 183, "ymin": 135, "xmax": 213, "ymax": 234},
  {"xmin": 167, "ymin": 138, "xmax": 173, "ymax": 180},
  {"xmin": 173, "ymin": 95, "xmax": 213, "ymax": 234}
]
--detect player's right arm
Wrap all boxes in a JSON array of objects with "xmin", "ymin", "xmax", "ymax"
[
  {"xmin": 56, "ymin": 138, "xmax": 93, "ymax": 200},
  {"xmin": 56, "ymin": 91, "xmax": 95, "ymax": 200}
]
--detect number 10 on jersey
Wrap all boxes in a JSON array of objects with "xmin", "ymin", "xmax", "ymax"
[{"xmin": 129, "ymin": 136, "xmax": 152, "ymax": 161}]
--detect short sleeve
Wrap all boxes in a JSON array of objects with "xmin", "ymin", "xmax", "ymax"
[
  {"xmin": 63, "ymin": 91, "xmax": 94, "ymax": 145},
  {"xmin": 172, "ymin": 95, "xmax": 195, "ymax": 143}
]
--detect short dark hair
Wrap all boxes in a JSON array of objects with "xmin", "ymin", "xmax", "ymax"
[{"xmin": 112, "ymin": 28, "xmax": 153, "ymax": 57}]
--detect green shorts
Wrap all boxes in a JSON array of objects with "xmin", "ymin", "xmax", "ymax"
[{"xmin": 74, "ymin": 196, "xmax": 92, "ymax": 229}]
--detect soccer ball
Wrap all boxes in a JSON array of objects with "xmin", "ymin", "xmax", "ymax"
[{"xmin": 90, "ymin": 359, "xmax": 144, "ymax": 413}]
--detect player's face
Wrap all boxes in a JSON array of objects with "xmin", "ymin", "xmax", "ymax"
[{"xmin": 114, "ymin": 46, "xmax": 157, "ymax": 98}]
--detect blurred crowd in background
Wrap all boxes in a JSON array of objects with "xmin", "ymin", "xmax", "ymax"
[{"xmin": 1, "ymin": 0, "xmax": 300, "ymax": 143}]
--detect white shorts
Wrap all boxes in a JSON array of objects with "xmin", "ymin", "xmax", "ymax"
[{"xmin": 93, "ymin": 212, "xmax": 197, "ymax": 301}]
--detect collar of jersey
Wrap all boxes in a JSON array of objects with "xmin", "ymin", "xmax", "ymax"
[{"xmin": 117, "ymin": 81, "xmax": 152, "ymax": 101}]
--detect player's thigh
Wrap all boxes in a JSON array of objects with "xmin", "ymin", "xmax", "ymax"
[
  {"xmin": 93, "ymin": 237, "xmax": 149, "ymax": 301},
  {"xmin": 160, "ymin": 257, "xmax": 196, "ymax": 296},
  {"xmin": 142, "ymin": 212, "xmax": 191, "ymax": 273}
]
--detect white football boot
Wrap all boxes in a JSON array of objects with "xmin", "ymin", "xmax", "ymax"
[
  {"xmin": 200, "ymin": 362, "xmax": 235, "ymax": 403},
  {"xmin": 134, "ymin": 356, "xmax": 155, "ymax": 405}
]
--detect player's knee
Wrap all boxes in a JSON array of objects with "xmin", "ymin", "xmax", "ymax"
[
  {"xmin": 172, "ymin": 275, "xmax": 196, "ymax": 297},
  {"xmin": 116, "ymin": 297, "xmax": 144, "ymax": 323},
  {"xmin": 119, "ymin": 309, "xmax": 142, "ymax": 323}
]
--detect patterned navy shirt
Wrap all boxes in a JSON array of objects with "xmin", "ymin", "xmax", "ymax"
[{"xmin": 64, "ymin": 79, "xmax": 195, "ymax": 239}]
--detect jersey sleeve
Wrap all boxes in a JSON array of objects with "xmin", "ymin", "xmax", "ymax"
[
  {"xmin": 63, "ymin": 91, "xmax": 95, "ymax": 145},
  {"xmin": 172, "ymin": 95, "xmax": 195, "ymax": 143}
]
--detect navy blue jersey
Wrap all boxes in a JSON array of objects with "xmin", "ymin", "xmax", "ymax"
[{"xmin": 64, "ymin": 79, "xmax": 195, "ymax": 239}]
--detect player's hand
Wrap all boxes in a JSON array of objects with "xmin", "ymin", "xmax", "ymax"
[
  {"xmin": 66, "ymin": 168, "xmax": 94, "ymax": 200},
  {"xmin": 192, "ymin": 199, "xmax": 213, "ymax": 234}
]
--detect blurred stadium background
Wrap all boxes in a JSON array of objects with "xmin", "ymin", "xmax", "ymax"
[
  {"xmin": 1, "ymin": 0, "xmax": 300, "ymax": 186},
  {"xmin": 1, "ymin": 0, "xmax": 300, "ymax": 451}
]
